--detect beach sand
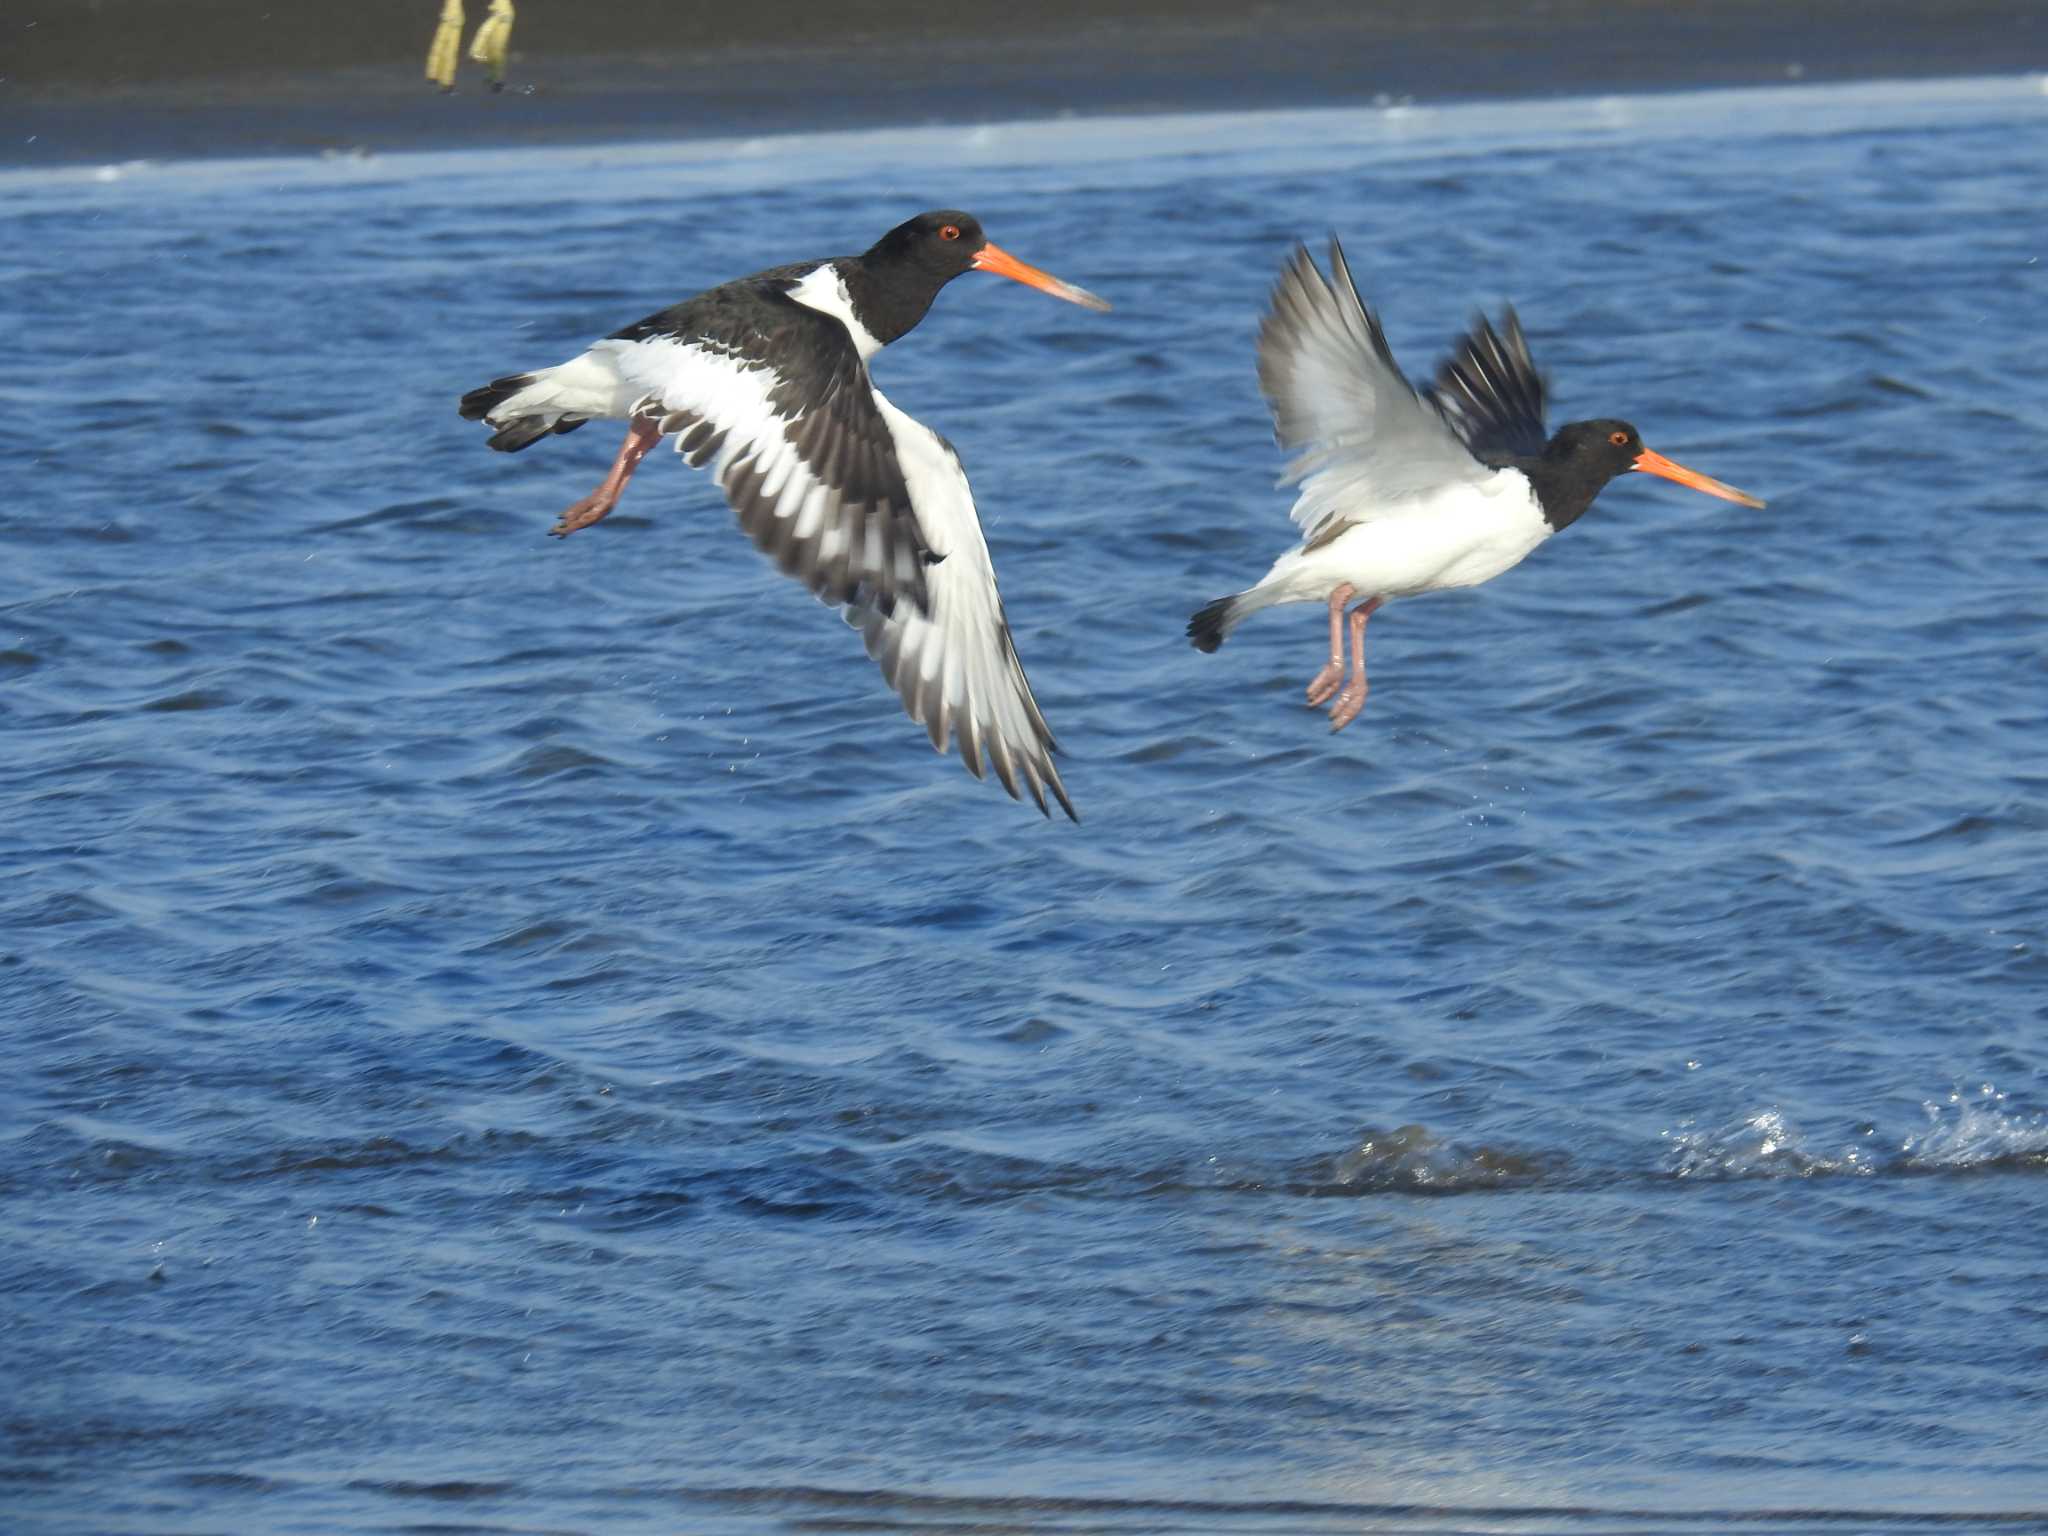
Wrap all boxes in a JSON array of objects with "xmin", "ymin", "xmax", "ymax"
[{"xmin": 5, "ymin": 0, "xmax": 2039, "ymax": 165}]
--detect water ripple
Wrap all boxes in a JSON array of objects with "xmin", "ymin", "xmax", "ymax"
[{"xmin": 5, "ymin": 76, "xmax": 2047, "ymax": 1535}]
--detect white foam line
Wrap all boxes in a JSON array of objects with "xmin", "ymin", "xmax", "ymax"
[{"xmin": 2, "ymin": 72, "xmax": 2043, "ymax": 200}]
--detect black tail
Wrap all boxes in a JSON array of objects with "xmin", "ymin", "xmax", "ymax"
[
  {"xmin": 484, "ymin": 415, "xmax": 586, "ymax": 452},
  {"xmin": 459, "ymin": 372, "xmax": 587, "ymax": 453},
  {"xmin": 1187, "ymin": 594, "xmax": 1239, "ymax": 653},
  {"xmin": 459, "ymin": 372, "xmax": 533, "ymax": 421}
]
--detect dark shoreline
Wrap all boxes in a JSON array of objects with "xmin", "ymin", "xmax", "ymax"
[{"xmin": 4, "ymin": 0, "xmax": 2039, "ymax": 167}]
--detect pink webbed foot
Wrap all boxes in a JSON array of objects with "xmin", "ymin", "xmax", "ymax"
[
  {"xmin": 1305, "ymin": 583, "xmax": 1356, "ymax": 707},
  {"xmin": 1327, "ymin": 674, "xmax": 1370, "ymax": 732},
  {"xmin": 550, "ymin": 490, "xmax": 618, "ymax": 538},
  {"xmin": 1305, "ymin": 660, "xmax": 1344, "ymax": 707},
  {"xmin": 1324, "ymin": 594, "xmax": 1382, "ymax": 733},
  {"xmin": 549, "ymin": 416, "xmax": 661, "ymax": 539}
]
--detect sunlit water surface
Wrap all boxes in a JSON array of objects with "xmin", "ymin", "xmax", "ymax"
[{"xmin": 4, "ymin": 76, "xmax": 2047, "ymax": 1535}]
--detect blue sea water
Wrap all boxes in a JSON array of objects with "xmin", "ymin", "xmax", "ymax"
[{"xmin": 3, "ymin": 75, "xmax": 2047, "ymax": 1534}]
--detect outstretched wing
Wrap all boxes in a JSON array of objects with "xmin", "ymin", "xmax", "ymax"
[
  {"xmin": 1256, "ymin": 239, "xmax": 1489, "ymax": 546},
  {"xmin": 607, "ymin": 287, "xmax": 937, "ymax": 617},
  {"xmin": 1424, "ymin": 307, "xmax": 1549, "ymax": 464},
  {"xmin": 849, "ymin": 392, "xmax": 1074, "ymax": 821}
]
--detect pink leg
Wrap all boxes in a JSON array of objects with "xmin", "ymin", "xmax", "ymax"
[
  {"xmin": 550, "ymin": 416, "xmax": 662, "ymax": 538},
  {"xmin": 1305, "ymin": 584, "xmax": 1357, "ymax": 706},
  {"xmin": 1327, "ymin": 596, "xmax": 1383, "ymax": 732}
]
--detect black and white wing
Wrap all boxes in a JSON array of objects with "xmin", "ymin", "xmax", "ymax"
[
  {"xmin": 1257, "ymin": 238, "xmax": 1490, "ymax": 546},
  {"xmin": 468, "ymin": 284, "xmax": 938, "ymax": 616},
  {"xmin": 848, "ymin": 392, "xmax": 1074, "ymax": 821},
  {"xmin": 610, "ymin": 295, "xmax": 938, "ymax": 616},
  {"xmin": 1424, "ymin": 307, "xmax": 1549, "ymax": 465}
]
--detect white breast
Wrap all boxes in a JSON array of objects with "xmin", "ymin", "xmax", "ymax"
[{"xmin": 1300, "ymin": 468, "xmax": 1553, "ymax": 600}]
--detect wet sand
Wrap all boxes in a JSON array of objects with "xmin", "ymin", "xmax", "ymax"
[{"xmin": 5, "ymin": 0, "xmax": 2039, "ymax": 165}]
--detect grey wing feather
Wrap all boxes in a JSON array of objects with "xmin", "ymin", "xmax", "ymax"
[{"xmin": 1255, "ymin": 238, "xmax": 1488, "ymax": 544}]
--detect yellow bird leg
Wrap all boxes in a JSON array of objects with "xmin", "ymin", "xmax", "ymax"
[
  {"xmin": 468, "ymin": 0, "xmax": 516, "ymax": 91},
  {"xmin": 425, "ymin": 0, "xmax": 464, "ymax": 90}
]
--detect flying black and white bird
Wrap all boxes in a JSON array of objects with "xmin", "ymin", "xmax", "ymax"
[
  {"xmin": 461, "ymin": 211, "xmax": 1111, "ymax": 819},
  {"xmin": 1189, "ymin": 238, "xmax": 1765, "ymax": 731}
]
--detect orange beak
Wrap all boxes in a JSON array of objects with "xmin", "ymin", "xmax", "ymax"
[
  {"xmin": 1632, "ymin": 447, "xmax": 1766, "ymax": 509},
  {"xmin": 971, "ymin": 241, "xmax": 1111, "ymax": 312}
]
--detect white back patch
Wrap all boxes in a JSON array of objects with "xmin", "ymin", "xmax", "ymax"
[{"xmin": 786, "ymin": 263, "xmax": 885, "ymax": 363}]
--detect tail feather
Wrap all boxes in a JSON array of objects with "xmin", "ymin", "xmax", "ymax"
[
  {"xmin": 459, "ymin": 372, "xmax": 536, "ymax": 422},
  {"xmin": 461, "ymin": 353, "xmax": 629, "ymax": 452},
  {"xmin": 486, "ymin": 415, "xmax": 587, "ymax": 452},
  {"xmin": 1187, "ymin": 593, "xmax": 1244, "ymax": 653},
  {"xmin": 461, "ymin": 371, "xmax": 586, "ymax": 454}
]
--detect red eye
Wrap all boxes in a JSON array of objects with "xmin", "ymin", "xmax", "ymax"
[
  {"xmin": 939, "ymin": 224, "xmax": 961, "ymax": 241},
  {"xmin": 1609, "ymin": 430, "xmax": 1629, "ymax": 447}
]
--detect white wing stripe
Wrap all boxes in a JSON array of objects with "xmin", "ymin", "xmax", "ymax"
[
  {"xmin": 853, "ymin": 389, "xmax": 1072, "ymax": 820},
  {"xmin": 584, "ymin": 333, "xmax": 933, "ymax": 614},
  {"xmin": 488, "ymin": 320, "xmax": 1069, "ymax": 816},
  {"xmin": 790, "ymin": 482, "xmax": 828, "ymax": 542}
]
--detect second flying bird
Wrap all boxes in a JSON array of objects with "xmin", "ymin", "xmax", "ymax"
[{"xmin": 1191, "ymin": 239, "xmax": 1765, "ymax": 730}]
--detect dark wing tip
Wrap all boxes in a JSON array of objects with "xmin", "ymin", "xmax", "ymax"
[
  {"xmin": 1047, "ymin": 769, "xmax": 1079, "ymax": 823},
  {"xmin": 1323, "ymin": 231, "xmax": 1350, "ymax": 287},
  {"xmin": 1259, "ymin": 232, "xmax": 1400, "ymax": 385},
  {"xmin": 859, "ymin": 604, "xmax": 1074, "ymax": 823},
  {"xmin": 1425, "ymin": 302, "xmax": 1550, "ymax": 462}
]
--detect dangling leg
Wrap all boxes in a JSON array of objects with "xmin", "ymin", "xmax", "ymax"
[
  {"xmin": 1327, "ymin": 596, "xmax": 1383, "ymax": 732},
  {"xmin": 1305, "ymin": 583, "xmax": 1356, "ymax": 706},
  {"xmin": 551, "ymin": 415, "xmax": 661, "ymax": 538}
]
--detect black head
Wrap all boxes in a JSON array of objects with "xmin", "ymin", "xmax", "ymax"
[
  {"xmin": 863, "ymin": 209, "xmax": 989, "ymax": 281},
  {"xmin": 1527, "ymin": 417, "xmax": 1765, "ymax": 531},
  {"xmin": 1545, "ymin": 418, "xmax": 1645, "ymax": 481},
  {"xmin": 859, "ymin": 209, "xmax": 1110, "ymax": 312}
]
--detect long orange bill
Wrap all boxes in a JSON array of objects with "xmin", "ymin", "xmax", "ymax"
[
  {"xmin": 1633, "ymin": 448, "xmax": 1766, "ymax": 508},
  {"xmin": 971, "ymin": 242, "xmax": 1112, "ymax": 312}
]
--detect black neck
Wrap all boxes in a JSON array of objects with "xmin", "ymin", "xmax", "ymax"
[
  {"xmin": 1513, "ymin": 452, "xmax": 1611, "ymax": 532},
  {"xmin": 840, "ymin": 258, "xmax": 949, "ymax": 349}
]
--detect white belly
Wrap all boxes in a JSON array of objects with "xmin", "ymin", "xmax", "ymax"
[{"xmin": 1282, "ymin": 471, "xmax": 1552, "ymax": 601}]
